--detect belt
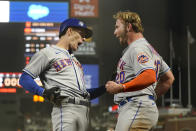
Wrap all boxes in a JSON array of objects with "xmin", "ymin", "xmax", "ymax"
[
  {"xmin": 119, "ymin": 95, "xmax": 154, "ymax": 107},
  {"xmin": 61, "ymin": 97, "xmax": 90, "ymax": 107}
]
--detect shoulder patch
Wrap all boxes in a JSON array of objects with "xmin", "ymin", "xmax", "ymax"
[{"xmin": 137, "ymin": 53, "xmax": 149, "ymax": 64}]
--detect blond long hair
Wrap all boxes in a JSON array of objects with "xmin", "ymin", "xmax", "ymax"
[{"xmin": 113, "ymin": 11, "xmax": 144, "ymax": 33}]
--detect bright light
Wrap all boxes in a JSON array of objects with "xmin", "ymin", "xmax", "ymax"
[{"xmin": 0, "ymin": 1, "xmax": 10, "ymax": 22}]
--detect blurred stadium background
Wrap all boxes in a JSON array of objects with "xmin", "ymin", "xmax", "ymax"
[{"xmin": 0, "ymin": 0, "xmax": 196, "ymax": 131}]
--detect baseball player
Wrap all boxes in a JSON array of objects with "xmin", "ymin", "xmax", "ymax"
[
  {"xmin": 105, "ymin": 11, "xmax": 175, "ymax": 131},
  {"xmin": 19, "ymin": 18, "xmax": 106, "ymax": 131}
]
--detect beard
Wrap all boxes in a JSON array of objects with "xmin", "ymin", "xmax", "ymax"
[{"xmin": 119, "ymin": 29, "xmax": 128, "ymax": 45}]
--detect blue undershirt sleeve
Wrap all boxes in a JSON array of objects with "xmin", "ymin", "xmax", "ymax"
[
  {"xmin": 19, "ymin": 72, "xmax": 44, "ymax": 96},
  {"xmin": 87, "ymin": 85, "xmax": 106, "ymax": 100}
]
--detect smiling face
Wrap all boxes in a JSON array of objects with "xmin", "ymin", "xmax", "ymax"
[{"xmin": 114, "ymin": 19, "xmax": 128, "ymax": 45}]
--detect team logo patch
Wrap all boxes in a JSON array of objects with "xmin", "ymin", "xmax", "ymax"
[{"xmin": 137, "ymin": 53, "xmax": 149, "ymax": 64}]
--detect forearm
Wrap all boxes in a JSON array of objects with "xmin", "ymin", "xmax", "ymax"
[
  {"xmin": 155, "ymin": 70, "xmax": 175, "ymax": 98},
  {"xmin": 19, "ymin": 72, "xmax": 44, "ymax": 96},
  {"xmin": 87, "ymin": 85, "xmax": 106, "ymax": 100},
  {"xmin": 122, "ymin": 69, "xmax": 156, "ymax": 92},
  {"xmin": 105, "ymin": 69, "xmax": 156, "ymax": 94},
  {"xmin": 155, "ymin": 79, "xmax": 172, "ymax": 98}
]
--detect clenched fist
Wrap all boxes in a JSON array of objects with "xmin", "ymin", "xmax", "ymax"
[{"xmin": 105, "ymin": 81, "xmax": 124, "ymax": 94}]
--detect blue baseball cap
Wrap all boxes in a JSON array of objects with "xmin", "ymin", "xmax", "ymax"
[{"xmin": 59, "ymin": 18, "xmax": 93, "ymax": 38}]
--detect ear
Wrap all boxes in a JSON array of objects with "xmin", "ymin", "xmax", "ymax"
[
  {"xmin": 66, "ymin": 28, "xmax": 73, "ymax": 36},
  {"xmin": 126, "ymin": 23, "xmax": 132, "ymax": 32}
]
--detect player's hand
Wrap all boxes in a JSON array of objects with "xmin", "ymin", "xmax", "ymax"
[
  {"xmin": 105, "ymin": 81, "xmax": 124, "ymax": 94},
  {"xmin": 43, "ymin": 87, "xmax": 61, "ymax": 103}
]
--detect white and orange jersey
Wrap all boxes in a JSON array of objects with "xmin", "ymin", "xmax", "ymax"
[{"xmin": 114, "ymin": 38, "xmax": 170, "ymax": 103}]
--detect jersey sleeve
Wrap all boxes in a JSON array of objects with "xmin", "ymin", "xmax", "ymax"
[
  {"xmin": 23, "ymin": 50, "xmax": 49, "ymax": 78},
  {"xmin": 159, "ymin": 59, "xmax": 170, "ymax": 77},
  {"xmin": 130, "ymin": 47, "xmax": 155, "ymax": 76}
]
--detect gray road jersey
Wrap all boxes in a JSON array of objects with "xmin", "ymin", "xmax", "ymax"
[
  {"xmin": 23, "ymin": 45, "xmax": 89, "ymax": 98},
  {"xmin": 114, "ymin": 38, "xmax": 170, "ymax": 103}
]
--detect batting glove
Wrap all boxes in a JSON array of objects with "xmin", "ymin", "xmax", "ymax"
[{"xmin": 42, "ymin": 87, "xmax": 61, "ymax": 103}]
